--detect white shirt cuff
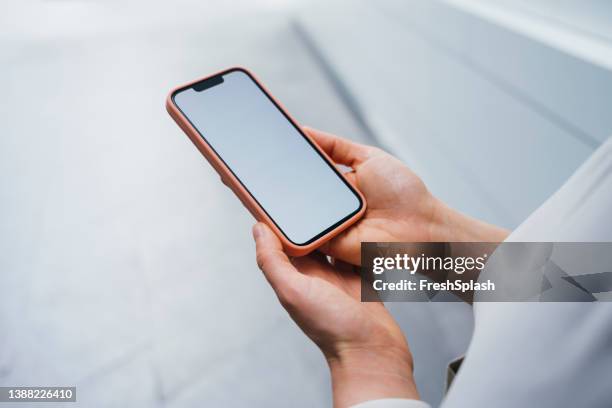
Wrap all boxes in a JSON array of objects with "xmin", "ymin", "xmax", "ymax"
[{"xmin": 350, "ymin": 398, "xmax": 431, "ymax": 408}]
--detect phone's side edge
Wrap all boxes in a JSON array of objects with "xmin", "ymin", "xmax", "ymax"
[{"xmin": 165, "ymin": 85, "xmax": 297, "ymax": 254}]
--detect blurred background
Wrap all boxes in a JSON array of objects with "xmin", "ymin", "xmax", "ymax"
[{"xmin": 1, "ymin": 0, "xmax": 611, "ymax": 406}]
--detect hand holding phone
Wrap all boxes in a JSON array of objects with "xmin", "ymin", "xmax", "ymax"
[{"xmin": 166, "ymin": 67, "xmax": 366, "ymax": 256}]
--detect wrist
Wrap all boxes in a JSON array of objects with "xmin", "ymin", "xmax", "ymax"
[
  {"xmin": 326, "ymin": 345, "xmax": 420, "ymax": 408},
  {"xmin": 429, "ymin": 197, "xmax": 509, "ymax": 242}
]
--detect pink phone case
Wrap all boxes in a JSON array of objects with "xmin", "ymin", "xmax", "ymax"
[{"xmin": 166, "ymin": 67, "xmax": 366, "ymax": 256}]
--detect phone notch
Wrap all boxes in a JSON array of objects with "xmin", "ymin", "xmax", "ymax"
[{"xmin": 192, "ymin": 75, "xmax": 224, "ymax": 92}]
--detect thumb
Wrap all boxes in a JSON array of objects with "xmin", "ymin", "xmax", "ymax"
[
  {"xmin": 252, "ymin": 223, "xmax": 308, "ymax": 307},
  {"xmin": 303, "ymin": 126, "xmax": 372, "ymax": 168}
]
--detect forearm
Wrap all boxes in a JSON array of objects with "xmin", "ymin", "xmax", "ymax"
[
  {"xmin": 327, "ymin": 346, "xmax": 420, "ymax": 408},
  {"xmin": 425, "ymin": 198, "xmax": 510, "ymax": 302}
]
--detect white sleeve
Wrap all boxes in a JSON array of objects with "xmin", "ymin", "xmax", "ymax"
[
  {"xmin": 351, "ymin": 398, "xmax": 431, "ymax": 408},
  {"xmin": 442, "ymin": 136, "xmax": 612, "ymax": 408}
]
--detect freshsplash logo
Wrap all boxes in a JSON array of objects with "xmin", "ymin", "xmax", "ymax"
[{"xmin": 372, "ymin": 253, "xmax": 488, "ymax": 275}]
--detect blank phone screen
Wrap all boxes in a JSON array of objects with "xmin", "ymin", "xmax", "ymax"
[{"xmin": 172, "ymin": 69, "xmax": 362, "ymax": 245}]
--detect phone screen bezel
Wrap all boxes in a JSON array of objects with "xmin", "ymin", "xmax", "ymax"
[{"xmin": 170, "ymin": 67, "xmax": 364, "ymax": 246}]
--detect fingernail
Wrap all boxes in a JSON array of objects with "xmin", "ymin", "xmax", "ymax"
[{"xmin": 252, "ymin": 223, "xmax": 263, "ymax": 240}]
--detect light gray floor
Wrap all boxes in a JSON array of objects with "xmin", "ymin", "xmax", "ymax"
[{"xmin": 0, "ymin": 1, "xmax": 474, "ymax": 407}]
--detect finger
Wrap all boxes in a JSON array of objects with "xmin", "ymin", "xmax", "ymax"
[
  {"xmin": 331, "ymin": 258, "xmax": 384, "ymax": 303},
  {"xmin": 319, "ymin": 234, "xmax": 362, "ymax": 267},
  {"xmin": 303, "ymin": 127, "xmax": 372, "ymax": 168},
  {"xmin": 342, "ymin": 170, "xmax": 357, "ymax": 187},
  {"xmin": 292, "ymin": 251, "xmax": 331, "ymax": 279},
  {"xmin": 335, "ymin": 259, "xmax": 360, "ymax": 277},
  {"xmin": 253, "ymin": 222, "xmax": 308, "ymax": 305},
  {"xmin": 292, "ymin": 252, "xmax": 357, "ymax": 292}
]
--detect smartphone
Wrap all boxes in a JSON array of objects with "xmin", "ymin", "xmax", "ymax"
[{"xmin": 166, "ymin": 67, "xmax": 366, "ymax": 256}]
